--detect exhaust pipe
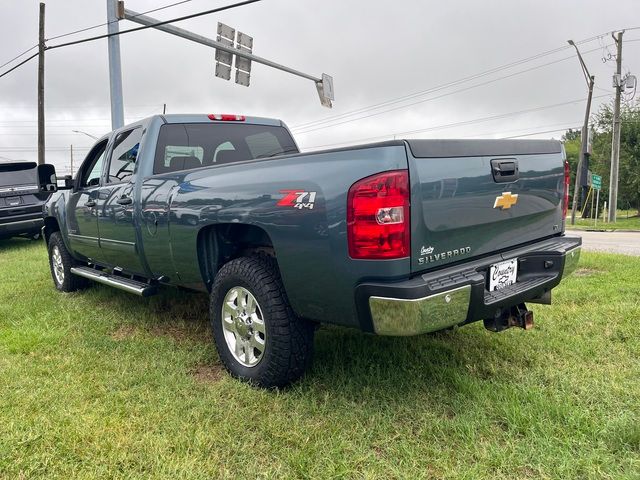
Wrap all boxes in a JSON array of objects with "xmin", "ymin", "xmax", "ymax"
[{"xmin": 484, "ymin": 303, "xmax": 534, "ymax": 332}]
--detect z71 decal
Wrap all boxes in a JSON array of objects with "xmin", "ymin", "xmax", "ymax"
[{"xmin": 277, "ymin": 190, "xmax": 317, "ymax": 210}]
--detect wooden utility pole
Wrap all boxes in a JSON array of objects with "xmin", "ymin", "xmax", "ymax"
[
  {"xmin": 37, "ymin": 2, "xmax": 45, "ymax": 165},
  {"xmin": 608, "ymin": 30, "xmax": 624, "ymax": 223},
  {"xmin": 70, "ymin": 144, "xmax": 74, "ymax": 176},
  {"xmin": 567, "ymin": 39, "xmax": 595, "ymax": 224}
]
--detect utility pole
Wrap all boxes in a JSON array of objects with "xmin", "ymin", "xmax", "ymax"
[
  {"xmin": 70, "ymin": 144, "xmax": 74, "ymax": 176},
  {"xmin": 608, "ymin": 30, "xmax": 624, "ymax": 223},
  {"xmin": 107, "ymin": 0, "xmax": 125, "ymax": 129},
  {"xmin": 568, "ymin": 39, "xmax": 595, "ymax": 225},
  {"xmin": 37, "ymin": 2, "xmax": 45, "ymax": 166}
]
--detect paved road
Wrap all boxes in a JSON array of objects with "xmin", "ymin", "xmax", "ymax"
[{"xmin": 566, "ymin": 230, "xmax": 640, "ymax": 256}]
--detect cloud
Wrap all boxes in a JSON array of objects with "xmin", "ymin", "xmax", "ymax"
[{"xmin": 0, "ymin": 0, "xmax": 637, "ymax": 174}]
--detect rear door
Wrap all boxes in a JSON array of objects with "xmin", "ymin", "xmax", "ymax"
[
  {"xmin": 407, "ymin": 139, "xmax": 565, "ymax": 273},
  {"xmin": 95, "ymin": 127, "xmax": 145, "ymax": 274}
]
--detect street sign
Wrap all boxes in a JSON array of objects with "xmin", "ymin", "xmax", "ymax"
[
  {"xmin": 592, "ymin": 174, "xmax": 602, "ymax": 190},
  {"xmin": 215, "ymin": 22, "xmax": 235, "ymax": 80},
  {"xmin": 315, "ymin": 73, "xmax": 335, "ymax": 108}
]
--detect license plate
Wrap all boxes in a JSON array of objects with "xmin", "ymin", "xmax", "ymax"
[
  {"xmin": 6, "ymin": 196, "xmax": 21, "ymax": 206},
  {"xmin": 489, "ymin": 258, "xmax": 518, "ymax": 291}
]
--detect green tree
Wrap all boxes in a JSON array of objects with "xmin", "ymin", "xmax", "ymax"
[{"xmin": 565, "ymin": 100, "xmax": 640, "ymax": 215}]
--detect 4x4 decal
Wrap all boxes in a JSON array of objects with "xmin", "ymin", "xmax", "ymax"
[{"xmin": 277, "ymin": 190, "xmax": 317, "ymax": 210}]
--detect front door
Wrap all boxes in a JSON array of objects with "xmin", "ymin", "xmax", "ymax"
[
  {"xmin": 66, "ymin": 140, "xmax": 108, "ymax": 261},
  {"xmin": 95, "ymin": 127, "xmax": 145, "ymax": 274}
]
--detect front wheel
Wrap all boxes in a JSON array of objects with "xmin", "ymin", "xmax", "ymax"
[
  {"xmin": 210, "ymin": 256, "xmax": 315, "ymax": 388},
  {"xmin": 47, "ymin": 231, "xmax": 89, "ymax": 292}
]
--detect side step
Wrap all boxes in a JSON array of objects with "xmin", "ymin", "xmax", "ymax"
[{"xmin": 70, "ymin": 266, "xmax": 158, "ymax": 297}]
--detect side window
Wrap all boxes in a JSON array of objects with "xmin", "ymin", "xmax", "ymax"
[
  {"xmin": 245, "ymin": 131, "xmax": 285, "ymax": 158},
  {"xmin": 79, "ymin": 141, "xmax": 108, "ymax": 188},
  {"xmin": 107, "ymin": 128, "xmax": 143, "ymax": 183},
  {"xmin": 164, "ymin": 145, "xmax": 204, "ymax": 169}
]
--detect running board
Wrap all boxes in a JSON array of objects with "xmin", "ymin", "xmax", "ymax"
[{"xmin": 70, "ymin": 266, "xmax": 158, "ymax": 297}]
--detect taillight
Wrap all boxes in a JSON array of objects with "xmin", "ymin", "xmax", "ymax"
[
  {"xmin": 563, "ymin": 160, "xmax": 570, "ymax": 219},
  {"xmin": 208, "ymin": 114, "xmax": 246, "ymax": 121},
  {"xmin": 347, "ymin": 170, "xmax": 410, "ymax": 259}
]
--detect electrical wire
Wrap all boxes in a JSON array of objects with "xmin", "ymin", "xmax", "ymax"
[
  {"xmin": 0, "ymin": 52, "xmax": 39, "ymax": 80},
  {"xmin": 46, "ymin": 0, "xmax": 198, "ymax": 42},
  {"xmin": 293, "ymin": 46, "xmax": 612, "ymax": 136},
  {"xmin": 0, "ymin": 0, "xmax": 261, "ymax": 79},
  {"xmin": 302, "ymin": 94, "xmax": 611, "ymax": 150},
  {"xmin": 0, "ymin": 44, "xmax": 38, "ymax": 71},
  {"xmin": 289, "ymin": 32, "xmax": 631, "ymax": 132},
  {"xmin": 501, "ymin": 126, "xmax": 584, "ymax": 139},
  {"xmin": 46, "ymin": 0, "xmax": 261, "ymax": 51}
]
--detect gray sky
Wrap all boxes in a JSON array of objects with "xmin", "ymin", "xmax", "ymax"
[{"xmin": 1, "ymin": 0, "xmax": 639, "ymax": 175}]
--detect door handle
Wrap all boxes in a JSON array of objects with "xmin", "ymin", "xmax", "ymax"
[
  {"xmin": 84, "ymin": 200, "xmax": 96, "ymax": 207},
  {"xmin": 490, "ymin": 158, "xmax": 519, "ymax": 183},
  {"xmin": 116, "ymin": 196, "xmax": 133, "ymax": 205}
]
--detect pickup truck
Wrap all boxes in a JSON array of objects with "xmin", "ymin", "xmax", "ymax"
[
  {"xmin": 0, "ymin": 161, "xmax": 52, "ymax": 240},
  {"xmin": 41, "ymin": 113, "xmax": 581, "ymax": 387}
]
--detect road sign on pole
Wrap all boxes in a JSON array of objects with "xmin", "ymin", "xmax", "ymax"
[
  {"xmin": 591, "ymin": 174, "xmax": 602, "ymax": 190},
  {"xmin": 113, "ymin": 4, "xmax": 335, "ymax": 111}
]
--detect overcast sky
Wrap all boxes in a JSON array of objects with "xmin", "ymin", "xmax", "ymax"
[{"xmin": 1, "ymin": 0, "xmax": 639, "ymax": 175}]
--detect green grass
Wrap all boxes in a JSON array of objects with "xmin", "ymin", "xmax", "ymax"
[
  {"xmin": 1, "ymin": 239, "xmax": 639, "ymax": 479},
  {"xmin": 567, "ymin": 209, "xmax": 640, "ymax": 231}
]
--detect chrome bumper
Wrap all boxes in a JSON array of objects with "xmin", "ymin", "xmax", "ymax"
[
  {"xmin": 366, "ymin": 239, "xmax": 581, "ymax": 336},
  {"xmin": 562, "ymin": 245, "xmax": 581, "ymax": 278},
  {"xmin": 369, "ymin": 285, "xmax": 471, "ymax": 336}
]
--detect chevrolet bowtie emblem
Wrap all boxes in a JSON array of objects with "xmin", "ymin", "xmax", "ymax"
[{"xmin": 494, "ymin": 192, "xmax": 519, "ymax": 210}]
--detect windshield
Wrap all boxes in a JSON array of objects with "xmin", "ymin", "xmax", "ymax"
[
  {"xmin": 153, "ymin": 123, "xmax": 298, "ymax": 174},
  {"xmin": 0, "ymin": 162, "xmax": 38, "ymax": 187}
]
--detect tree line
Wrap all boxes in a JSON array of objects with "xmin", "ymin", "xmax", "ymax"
[{"xmin": 563, "ymin": 99, "xmax": 639, "ymax": 215}]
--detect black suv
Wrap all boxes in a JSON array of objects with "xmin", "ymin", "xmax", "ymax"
[{"xmin": 0, "ymin": 162, "xmax": 50, "ymax": 240}]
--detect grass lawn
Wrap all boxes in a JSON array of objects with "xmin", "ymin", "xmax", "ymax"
[
  {"xmin": 567, "ymin": 209, "xmax": 640, "ymax": 231},
  {"xmin": 1, "ymin": 239, "xmax": 639, "ymax": 479}
]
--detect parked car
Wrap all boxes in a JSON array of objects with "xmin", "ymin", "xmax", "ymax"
[
  {"xmin": 0, "ymin": 161, "xmax": 53, "ymax": 240},
  {"xmin": 41, "ymin": 113, "xmax": 581, "ymax": 387}
]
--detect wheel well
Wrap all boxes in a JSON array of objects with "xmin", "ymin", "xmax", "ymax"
[
  {"xmin": 43, "ymin": 217, "xmax": 60, "ymax": 245},
  {"xmin": 197, "ymin": 224, "xmax": 276, "ymax": 291}
]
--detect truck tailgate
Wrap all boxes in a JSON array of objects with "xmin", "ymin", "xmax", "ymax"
[{"xmin": 406, "ymin": 139, "xmax": 566, "ymax": 273}]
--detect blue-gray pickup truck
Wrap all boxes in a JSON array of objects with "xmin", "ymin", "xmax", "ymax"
[{"xmin": 41, "ymin": 113, "xmax": 581, "ymax": 387}]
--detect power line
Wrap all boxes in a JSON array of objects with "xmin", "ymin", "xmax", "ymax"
[
  {"xmin": 0, "ymin": 44, "xmax": 38, "ymax": 71},
  {"xmin": 46, "ymin": 0, "xmax": 197, "ymax": 42},
  {"xmin": 0, "ymin": 0, "xmax": 261, "ymax": 79},
  {"xmin": 302, "ymin": 94, "xmax": 611, "ymax": 150},
  {"xmin": 501, "ymin": 126, "xmax": 583, "ymax": 139},
  {"xmin": 293, "ymin": 46, "xmax": 612, "ymax": 136},
  {"xmin": 0, "ymin": 52, "xmax": 39, "ymax": 80},
  {"xmin": 291, "ymin": 32, "xmax": 640, "ymax": 134},
  {"xmin": 289, "ymin": 35, "xmax": 615, "ymax": 132},
  {"xmin": 46, "ymin": 0, "xmax": 261, "ymax": 51},
  {"xmin": 458, "ymin": 120, "xmax": 584, "ymax": 139}
]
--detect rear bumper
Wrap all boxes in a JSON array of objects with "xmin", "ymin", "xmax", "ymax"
[
  {"xmin": 0, "ymin": 215, "xmax": 44, "ymax": 238},
  {"xmin": 356, "ymin": 235, "xmax": 581, "ymax": 336}
]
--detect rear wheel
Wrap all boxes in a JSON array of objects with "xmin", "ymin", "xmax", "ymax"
[
  {"xmin": 47, "ymin": 231, "xmax": 89, "ymax": 292},
  {"xmin": 210, "ymin": 256, "xmax": 315, "ymax": 388}
]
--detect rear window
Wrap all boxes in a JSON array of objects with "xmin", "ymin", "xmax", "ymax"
[
  {"xmin": 153, "ymin": 123, "xmax": 298, "ymax": 174},
  {"xmin": 0, "ymin": 162, "xmax": 38, "ymax": 187}
]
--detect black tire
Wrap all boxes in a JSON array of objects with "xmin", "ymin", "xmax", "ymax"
[
  {"xmin": 210, "ymin": 256, "xmax": 315, "ymax": 388},
  {"xmin": 47, "ymin": 231, "xmax": 89, "ymax": 292}
]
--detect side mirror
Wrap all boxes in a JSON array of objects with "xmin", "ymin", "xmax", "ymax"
[
  {"xmin": 61, "ymin": 175, "xmax": 74, "ymax": 189},
  {"xmin": 37, "ymin": 164, "xmax": 58, "ymax": 193}
]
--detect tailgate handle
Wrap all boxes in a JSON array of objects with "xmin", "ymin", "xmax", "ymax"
[{"xmin": 491, "ymin": 158, "xmax": 519, "ymax": 183}]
